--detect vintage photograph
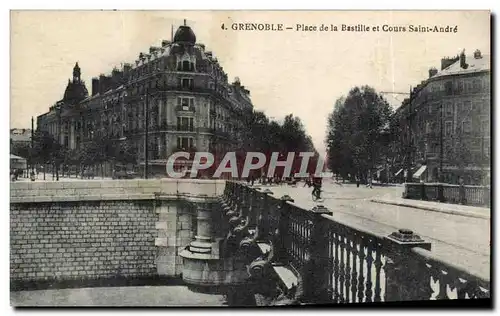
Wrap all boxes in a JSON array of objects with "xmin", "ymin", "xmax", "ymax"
[{"xmin": 9, "ymin": 10, "xmax": 491, "ymax": 307}]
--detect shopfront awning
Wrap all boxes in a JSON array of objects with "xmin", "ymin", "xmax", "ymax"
[{"xmin": 412, "ymin": 165, "xmax": 427, "ymax": 179}]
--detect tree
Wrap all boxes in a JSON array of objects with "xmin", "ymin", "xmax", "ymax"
[
  {"xmin": 326, "ymin": 86, "xmax": 393, "ymax": 181},
  {"xmin": 31, "ymin": 130, "xmax": 61, "ymax": 180},
  {"xmin": 240, "ymin": 110, "xmax": 318, "ymax": 179}
]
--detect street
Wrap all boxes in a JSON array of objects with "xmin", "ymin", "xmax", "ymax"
[{"xmin": 258, "ymin": 179, "xmax": 491, "ymax": 279}]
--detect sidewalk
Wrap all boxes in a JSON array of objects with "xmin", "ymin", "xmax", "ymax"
[
  {"xmin": 11, "ymin": 286, "xmax": 226, "ymax": 307},
  {"xmin": 12, "ymin": 175, "xmax": 111, "ymax": 182},
  {"xmin": 371, "ymin": 196, "xmax": 490, "ymax": 220}
]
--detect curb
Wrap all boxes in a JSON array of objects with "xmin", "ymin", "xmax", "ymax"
[{"xmin": 370, "ymin": 198, "xmax": 490, "ymax": 220}]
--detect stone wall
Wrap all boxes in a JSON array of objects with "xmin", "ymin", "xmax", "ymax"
[
  {"xmin": 10, "ymin": 200, "xmax": 157, "ymax": 283},
  {"xmin": 10, "ymin": 179, "xmax": 225, "ymax": 289}
]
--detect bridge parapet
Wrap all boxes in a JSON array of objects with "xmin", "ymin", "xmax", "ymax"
[{"xmin": 220, "ymin": 182, "xmax": 491, "ymax": 305}]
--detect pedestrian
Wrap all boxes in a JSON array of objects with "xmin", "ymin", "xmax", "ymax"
[
  {"xmin": 312, "ymin": 175, "xmax": 322, "ymax": 200},
  {"xmin": 356, "ymin": 175, "xmax": 360, "ymax": 188}
]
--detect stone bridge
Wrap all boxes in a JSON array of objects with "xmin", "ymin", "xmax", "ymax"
[{"xmin": 10, "ymin": 179, "xmax": 490, "ymax": 306}]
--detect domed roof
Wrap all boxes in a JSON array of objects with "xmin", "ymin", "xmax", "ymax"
[
  {"xmin": 173, "ymin": 22, "xmax": 196, "ymax": 44},
  {"xmin": 64, "ymin": 80, "xmax": 88, "ymax": 104}
]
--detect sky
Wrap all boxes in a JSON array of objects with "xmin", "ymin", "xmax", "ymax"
[{"xmin": 10, "ymin": 10, "xmax": 491, "ymax": 155}]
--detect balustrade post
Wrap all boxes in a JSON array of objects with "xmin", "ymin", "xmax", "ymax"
[
  {"xmin": 275, "ymin": 195, "xmax": 293, "ymax": 264},
  {"xmin": 484, "ymin": 187, "xmax": 491, "ymax": 207},
  {"xmin": 384, "ymin": 229, "xmax": 432, "ymax": 302},
  {"xmin": 437, "ymin": 184, "xmax": 445, "ymax": 202},
  {"xmin": 302, "ymin": 205, "xmax": 333, "ymax": 304},
  {"xmin": 420, "ymin": 182, "xmax": 427, "ymax": 200},
  {"xmin": 259, "ymin": 189, "xmax": 273, "ymax": 241},
  {"xmin": 459, "ymin": 183, "xmax": 467, "ymax": 205}
]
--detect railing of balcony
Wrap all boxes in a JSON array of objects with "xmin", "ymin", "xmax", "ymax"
[{"xmin": 220, "ymin": 182, "xmax": 490, "ymax": 305}]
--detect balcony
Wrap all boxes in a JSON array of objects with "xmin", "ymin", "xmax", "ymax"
[
  {"xmin": 175, "ymin": 105, "xmax": 196, "ymax": 114},
  {"xmin": 176, "ymin": 125, "xmax": 195, "ymax": 132}
]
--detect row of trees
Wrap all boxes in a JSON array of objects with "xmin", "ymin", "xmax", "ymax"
[
  {"xmin": 239, "ymin": 111, "xmax": 318, "ymax": 178},
  {"xmin": 13, "ymin": 111, "xmax": 316, "ymax": 180},
  {"xmin": 12, "ymin": 131, "xmax": 138, "ymax": 180}
]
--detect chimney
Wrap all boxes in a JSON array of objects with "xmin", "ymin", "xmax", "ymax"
[
  {"xmin": 92, "ymin": 78, "xmax": 99, "ymax": 96},
  {"xmin": 123, "ymin": 63, "xmax": 132, "ymax": 73},
  {"xmin": 460, "ymin": 49, "xmax": 468, "ymax": 69},
  {"xmin": 474, "ymin": 49, "xmax": 482, "ymax": 59},
  {"xmin": 111, "ymin": 68, "xmax": 123, "ymax": 87},
  {"xmin": 428, "ymin": 67, "xmax": 438, "ymax": 78},
  {"xmin": 149, "ymin": 46, "xmax": 159, "ymax": 55},
  {"xmin": 98, "ymin": 74, "xmax": 106, "ymax": 95},
  {"xmin": 440, "ymin": 55, "xmax": 460, "ymax": 70}
]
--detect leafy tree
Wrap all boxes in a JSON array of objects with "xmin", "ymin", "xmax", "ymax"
[
  {"xmin": 30, "ymin": 130, "xmax": 61, "ymax": 180},
  {"xmin": 326, "ymin": 86, "xmax": 393, "ymax": 181},
  {"xmin": 10, "ymin": 142, "xmax": 30, "ymax": 160},
  {"xmin": 239, "ymin": 110, "xmax": 318, "ymax": 179}
]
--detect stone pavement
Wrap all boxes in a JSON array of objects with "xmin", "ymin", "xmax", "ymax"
[
  {"xmin": 371, "ymin": 196, "xmax": 490, "ymax": 219},
  {"xmin": 255, "ymin": 180, "xmax": 491, "ymax": 280},
  {"xmin": 11, "ymin": 286, "xmax": 226, "ymax": 307}
]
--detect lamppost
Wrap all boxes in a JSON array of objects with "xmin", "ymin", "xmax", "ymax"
[{"xmin": 30, "ymin": 116, "xmax": 34, "ymax": 176}]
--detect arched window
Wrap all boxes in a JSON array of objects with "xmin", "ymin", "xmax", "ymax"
[{"xmin": 177, "ymin": 53, "xmax": 195, "ymax": 72}]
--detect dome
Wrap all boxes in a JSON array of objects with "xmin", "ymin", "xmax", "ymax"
[
  {"xmin": 63, "ymin": 81, "xmax": 88, "ymax": 104},
  {"xmin": 173, "ymin": 24, "xmax": 196, "ymax": 44}
]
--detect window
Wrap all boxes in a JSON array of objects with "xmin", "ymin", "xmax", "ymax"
[
  {"xmin": 425, "ymin": 122, "xmax": 431, "ymax": 134},
  {"xmin": 445, "ymin": 81, "xmax": 453, "ymax": 95},
  {"xmin": 462, "ymin": 119, "xmax": 472, "ymax": 133},
  {"xmin": 483, "ymin": 139, "xmax": 490, "ymax": 156},
  {"xmin": 456, "ymin": 80, "xmax": 464, "ymax": 94},
  {"xmin": 177, "ymin": 54, "xmax": 195, "ymax": 72},
  {"xmin": 177, "ymin": 97, "xmax": 195, "ymax": 110},
  {"xmin": 177, "ymin": 137, "xmax": 194, "ymax": 150},
  {"xmin": 177, "ymin": 117, "xmax": 194, "ymax": 131},
  {"xmin": 465, "ymin": 80, "xmax": 473, "ymax": 93},
  {"xmin": 181, "ymin": 78, "xmax": 194, "ymax": 90},
  {"xmin": 480, "ymin": 118, "xmax": 490, "ymax": 135},
  {"xmin": 445, "ymin": 121, "xmax": 453, "ymax": 136},
  {"xmin": 444, "ymin": 102, "xmax": 452, "ymax": 115},
  {"xmin": 463, "ymin": 101, "xmax": 472, "ymax": 112},
  {"xmin": 473, "ymin": 79, "xmax": 482, "ymax": 92}
]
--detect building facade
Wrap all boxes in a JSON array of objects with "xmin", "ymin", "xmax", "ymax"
[
  {"xmin": 10, "ymin": 128, "xmax": 32, "ymax": 148},
  {"xmin": 397, "ymin": 49, "xmax": 490, "ymax": 185},
  {"xmin": 37, "ymin": 22, "xmax": 253, "ymax": 176}
]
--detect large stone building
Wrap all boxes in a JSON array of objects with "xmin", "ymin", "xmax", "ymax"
[
  {"xmin": 37, "ymin": 22, "xmax": 253, "ymax": 176},
  {"xmin": 396, "ymin": 49, "xmax": 490, "ymax": 185}
]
